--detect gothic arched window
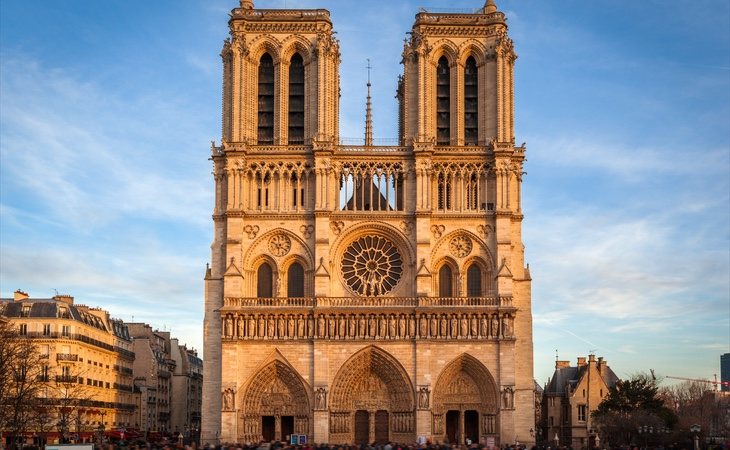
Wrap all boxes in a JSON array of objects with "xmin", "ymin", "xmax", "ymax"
[
  {"xmin": 467, "ymin": 264, "xmax": 482, "ymax": 297},
  {"xmin": 288, "ymin": 53, "xmax": 305, "ymax": 145},
  {"xmin": 257, "ymin": 262, "xmax": 273, "ymax": 298},
  {"xmin": 438, "ymin": 173, "xmax": 452, "ymax": 211},
  {"xmin": 258, "ymin": 53, "xmax": 274, "ymax": 145},
  {"xmin": 464, "ymin": 56, "xmax": 478, "ymax": 145},
  {"xmin": 436, "ymin": 56, "xmax": 451, "ymax": 145},
  {"xmin": 287, "ymin": 262, "xmax": 305, "ymax": 297},
  {"xmin": 466, "ymin": 172, "xmax": 478, "ymax": 210},
  {"xmin": 439, "ymin": 265, "xmax": 453, "ymax": 297}
]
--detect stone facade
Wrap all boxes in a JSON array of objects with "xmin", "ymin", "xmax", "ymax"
[
  {"xmin": 202, "ymin": 0, "xmax": 533, "ymax": 446},
  {"xmin": 541, "ymin": 355, "xmax": 619, "ymax": 449}
]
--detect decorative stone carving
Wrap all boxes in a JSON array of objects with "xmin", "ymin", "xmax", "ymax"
[
  {"xmin": 430, "ymin": 224, "xmax": 445, "ymax": 238},
  {"xmin": 341, "ymin": 235, "xmax": 403, "ymax": 296},
  {"xmin": 449, "ymin": 234, "xmax": 473, "ymax": 258},
  {"xmin": 268, "ymin": 234, "xmax": 291, "ymax": 256},
  {"xmin": 299, "ymin": 224, "xmax": 314, "ymax": 238},
  {"xmin": 244, "ymin": 224, "xmax": 259, "ymax": 239},
  {"xmin": 476, "ymin": 224, "xmax": 491, "ymax": 238},
  {"xmin": 330, "ymin": 220, "xmax": 345, "ymax": 236}
]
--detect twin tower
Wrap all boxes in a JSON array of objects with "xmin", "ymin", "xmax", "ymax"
[{"xmin": 202, "ymin": 0, "xmax": 534, "ymax": 446}]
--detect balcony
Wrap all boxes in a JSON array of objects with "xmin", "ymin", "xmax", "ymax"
[
  {"xmin": 222, "ymin": 296, "xmax": 512, "ymax": 309},
  {"xmin": 55, "ymin": 375, "xmax": 77, "ymax": 383},
  {"xmin": 56, "ymin": 353, "xmax": 79, "ymax": 362}
]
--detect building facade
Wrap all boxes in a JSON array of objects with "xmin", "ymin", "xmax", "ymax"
[
  {"xmin": 170, "ymin": 338, "xmax": 204, "ymax": 441},
  {"xmin": 0, "ymin": 290, "xmax": 136, "ymax": 442},
  {"xmin": 721, "ymin": 353, "xmax": 729, "ymax": 393},
  {"xmin": 202, "ymin": 0, "xmax": 533, "ymax": 445},
  {"xmin": 126, "ymin": 324, "xmax": 176, "ymax": 434},
  {"xmin": 541, "ymin": 355, "xmax": 619, "ymax": 449}
]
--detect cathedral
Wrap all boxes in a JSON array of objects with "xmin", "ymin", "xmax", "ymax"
[{"xmin": 201, "ymin": 0, "xmax": 534, "ymax": 446}]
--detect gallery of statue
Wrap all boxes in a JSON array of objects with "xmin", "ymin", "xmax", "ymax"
[{"xmin": 201, "ymin": 0, "xmax": 534, "ymax": 446}]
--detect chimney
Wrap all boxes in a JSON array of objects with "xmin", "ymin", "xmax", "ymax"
[
  {"xmin": 577, "ymin": 357, "xmax": 587, "ymax": 366},
  {"xmin": 598, "ymin": 357, "xmax": 607, "ymax": 373},
  {"xmin": 589, "ymin": 354, "xmax": 596, "ymax": 363},
  {"xmin": 556, "ymin": 360, "xmax": 571, "ymax": 369},
  {"xmin": 14, "ymin": 290, "xmax": 29, "ymax": 301},
  {"xmin": 53, "ymin": 294, "xmax": 74, "ymax": 305}
]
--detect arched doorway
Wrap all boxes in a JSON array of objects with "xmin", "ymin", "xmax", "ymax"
[
  {"xmin": 329, "ymin": 346, "xmax": 415, "ymax": 444},
  {"xmin": 432, "ymin": 354, "xmax": 499, "ymax": 445},
  {"xmin": 239, "ymin": 357, "xmax": 311, "ymax": 443}
]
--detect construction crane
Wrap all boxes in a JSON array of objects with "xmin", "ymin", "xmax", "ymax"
[{"xmin": 650, "ymin": 369, "xmax": 730, "ymax": 390}]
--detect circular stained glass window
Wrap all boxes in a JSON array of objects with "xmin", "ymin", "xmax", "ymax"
[{"xmin": 341, "ymin": 235, "xmax": 403, "ymax": 296}]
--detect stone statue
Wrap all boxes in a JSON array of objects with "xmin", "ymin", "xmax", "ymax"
[
  {"xmin": 417, "ymin": 386, "xmax": 430, "ymax": 409},
  {"xmin": 502, "ymin": 314, "xmax": 512, "ymax": 338},
  {"xmin": 317, "ymin": 315, "xmax": 325, "ymax": 338},
  {"xmin": 502, "ymin": 386, "xmax": 514, "ymax": 409},
  {"xmin": 222, "ymin": 388, "xmax": 234, "ymax": 411},
  {"xmin": 315, "ymin": 387, "xmax": 327, "ymax": 410},
  {"xmin": 491, "ymin": 314, "xmax": 499, "ymax": 338}
]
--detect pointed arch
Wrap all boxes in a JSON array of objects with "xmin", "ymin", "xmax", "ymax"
[
  {"xmin": 239, "ymin": 351, "xmax": 312, "ymax": 442},
  {"xmin": 257, "ymin": 52, "xmax": 275, "ymax": 145},
  {"xmin": 432, "ymin": 353, "xmax": 498, "ymax": 413},
  {"xmin": 256, "ymin": 261, "xmax": 273, "ymax": 298},
  {"xmin": 431, "ymin": 354, "xmax": 499, "ymax": 442},
  {"xmin": 436, "ymin": 55, "xmax": 451, "ymax": 145},
  {"xmin": 288, "ymin": 52, "xmax": 305, "ymax": 145},
  {"xmin": 329, "ymin": 345, "xmax": 414, "ymax": 412},
  {"xmin": 328, "ymin": 345, "xmax": 415, "ymax": 444}
]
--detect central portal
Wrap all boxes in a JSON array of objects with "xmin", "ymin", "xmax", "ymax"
[{"xmin": 328, "ymin": 346, "xmax": 415, "ymax": 444}]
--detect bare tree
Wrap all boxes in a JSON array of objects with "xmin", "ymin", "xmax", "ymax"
[
  {"xmin": 662, "ymin": 380, "xmax": 730, "ymax": 443},
  {"xmin": 0, "ymin": 321, "xmax": 46, "ymax": 449}
]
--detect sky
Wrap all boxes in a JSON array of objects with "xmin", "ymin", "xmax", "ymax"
[{"xmin": 1, "ymin": 0, "xmax": 728, "ymax": 386}]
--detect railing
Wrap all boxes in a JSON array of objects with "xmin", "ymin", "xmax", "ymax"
[
  {"xmin": 55, "ymin": 375, "xmax": 77, "ymax": 383},
  {"xmin": 56, "ymin": 353, "xmax": 79, "ymax": 362},
  {"xmin": 316, "ymin": 297, "xmax": 418, "ymax": 307},
  {"xmin": 223, "ymin": 296, "xmax": 512, "ymax": 309},
  {"xmin": 224, "ymin": 297, "xmax": 313, "ymax": 307},
  {"xmin": 22, "ymin": 332, "xmax": 135, "ymax": 360},
  {"xmin": 113, "ymin": 383, "xmax": 134, "ymax": 392},
  {"xmin": 338, "ymin": 145, "xmax": 408, "ymax": 153}
]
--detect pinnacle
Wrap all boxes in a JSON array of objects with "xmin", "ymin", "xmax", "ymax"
[{"xmin": 484, "ymin": 0, "xmax": 497, "ymax": 14}]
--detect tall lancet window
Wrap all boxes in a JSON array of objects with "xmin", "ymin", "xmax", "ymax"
[
  {"xmin": 287, "ymin": 262, "xmax": 305, "ymax": 297},
  {"xmin": 257, "ymin": 263, "xmax": 273, "ymax": 298},
  {"xmin": 288, "ymin": 53, "xmax": 305, "ymax": 145},
  {"xmin": 223, "ymin": 52, "xmax": 233, "ymax": 142},
  {"xmin": 439, "ymin": 265, "xmax": 453, "ymax": 297},
  {"xmin": 436, "ymin": 56, "xmax": 450, "ymax": 145},
  {"xmin": 467, "ymin": 264, "xmax": 482, "ymax": 297},
  {"xmin": 257, "ymin": 53, "xmax": 274, "ymax": 145},
  {"xmin": 464, "ymin": 56, "xmax": 478, "ymax": 145}
]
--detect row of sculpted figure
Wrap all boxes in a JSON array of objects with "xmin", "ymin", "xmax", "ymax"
[{"xmin": 222, "ymin": 312, "xmax": 515, "ymax": 340}]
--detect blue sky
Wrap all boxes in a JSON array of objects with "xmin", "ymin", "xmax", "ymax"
[{"xmin": 1, "ymin": 0, "xmax": 728, "ymax": 385}]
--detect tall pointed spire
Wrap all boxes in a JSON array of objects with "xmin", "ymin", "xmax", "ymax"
[{"xmin": 364, "ymin": 58, "xmax": 373, "ymax": 146}]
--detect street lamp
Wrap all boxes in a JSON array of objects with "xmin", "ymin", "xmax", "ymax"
[{"xmin": 690, "ymin": 424, "xmax": 701, "ymax": 450}]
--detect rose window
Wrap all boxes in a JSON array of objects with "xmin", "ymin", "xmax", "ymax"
[
  {"xmin": 341, "ymin": 235, "xmax": 403, "ymax": 296},
  {"xmin": 268, "ymin": 234, "xmax": 292, "ymax": 257},
  {"xmin": 449, "ymin": 235, "xmax": 472, "ymax": 258}
]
